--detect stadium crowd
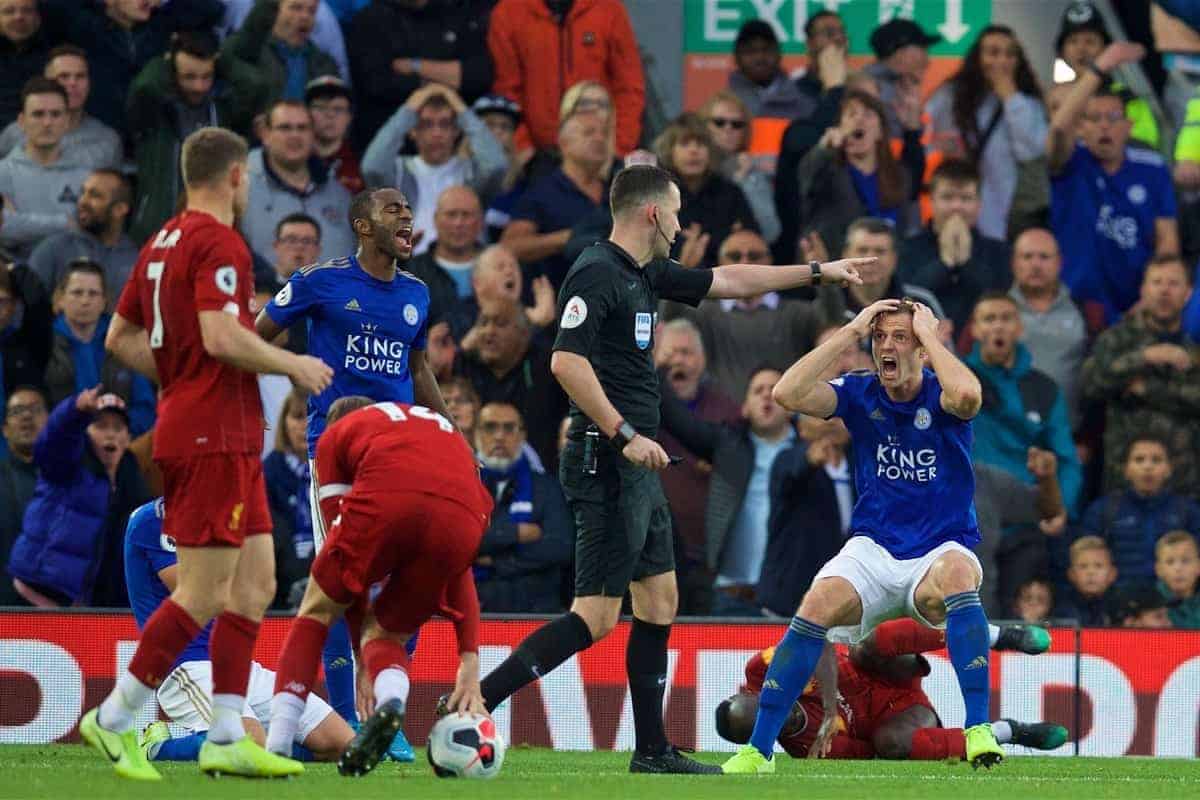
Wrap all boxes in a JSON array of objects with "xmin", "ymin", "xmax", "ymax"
[{"xmin": 1, "ymin": 0, "xmax": 1199, "ymax": 632}]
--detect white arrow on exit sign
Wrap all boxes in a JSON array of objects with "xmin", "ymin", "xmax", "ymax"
[{"xmin": 937, "ymin": 0, "xmax": 970, "ymax": 43}]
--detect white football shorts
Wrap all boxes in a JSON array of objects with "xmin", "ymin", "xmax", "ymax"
[
  {"xmin": 156, "ymin": 659, "xmax": 333, "ymax": 743},
  {"xmin": 812, "ymin": 535, "xmax": 982, "ymax": 643}
]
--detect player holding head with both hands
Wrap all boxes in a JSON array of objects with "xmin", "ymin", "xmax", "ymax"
[{"xmin": 723, "ymin": 297, "xmax": 1002, "ymax": 774}]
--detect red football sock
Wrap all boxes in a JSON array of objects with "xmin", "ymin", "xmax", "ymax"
[
  {"xmin": 127, "ymin": 599, "xmax": 203, "ymax": 688},
  {"xmin": 910, "ymin": 727, "xmax": 966, "ymax": 760},
  {"xmin": 362, "ymin": 637, "xmax": 412, "ymax": 682},
  {"xmin": 273, "ymin": 616, "xmax": 329, "ymax": 699},
  {"xmin": 871, "ymin": 619, "xmax": 947, "ymax": 657},
  {"xmin": 209, "ymin": 611, "xmax": 260, "ymax": 697}
]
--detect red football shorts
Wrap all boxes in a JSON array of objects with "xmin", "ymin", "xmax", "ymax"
[
  {"xmin": 312, "ymin": 489, "xmax": 487, "ymax": 634},
  {"xmin": 856, "ymin": 684, "xmax": 938, "ymax": 739},
  {"xmin": 159, "ymin": 453, "xmax": 272, "ymax": 547}
]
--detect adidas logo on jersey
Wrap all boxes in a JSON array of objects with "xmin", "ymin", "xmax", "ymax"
[
  {"xmin": 870, "ymin": 409, "xmax": 885, "ymax": 421},
  {"xmin": 344, "ymin": 298, "xmax": 363, "ymax": 312},
  {"xmin": 964, "ymin": 656, "xmax": 988, "ymax": 670}
]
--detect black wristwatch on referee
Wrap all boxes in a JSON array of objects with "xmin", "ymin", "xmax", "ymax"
[
  {"xmin": 610, "ymin": 419, "xmax": 637, "ymax": 450},
  {"xmin": 809, "ymin": 260, "xmax": 822, "ymax": 285}
]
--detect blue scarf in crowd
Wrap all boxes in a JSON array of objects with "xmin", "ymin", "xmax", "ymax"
[
  {"xmin": 53, "ymin": 313, "xmax": 110, "ymax": 393},
  {"xmin": 475, "ymin": 452, "xmax": 535, "ymax": 579}
]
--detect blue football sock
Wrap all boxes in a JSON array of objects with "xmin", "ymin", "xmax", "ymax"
[
  {"xmin": 945, "ymin": 590, "xmax": 990, "ymax": 728},
  {"xmin": 322, "ymin": 618, "xmax": 358, "ymax": 725},
  {"xmin": 405, "ymin": 629, "xmax": 419, "ymax": 658},
  {"xmin": 152, "ymin": 731, "xmax": 206, "ymax": 761},
  {"xmin": 290, "ymin": 742, "xmax": 316, "ymax": 762},
  {"xmin": 748, "ymin": 616, "xmax": 827, "ymax": 759}
]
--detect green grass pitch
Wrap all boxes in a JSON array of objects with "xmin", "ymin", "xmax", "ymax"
[{"xmin": 1, "ymin": 746, "xmax": 1197, "ymax": 800}]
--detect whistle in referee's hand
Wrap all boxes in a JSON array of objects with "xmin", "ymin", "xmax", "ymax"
[{"xmin": 667, "ymin": 455, "xmax": 684, "ymax": 466}]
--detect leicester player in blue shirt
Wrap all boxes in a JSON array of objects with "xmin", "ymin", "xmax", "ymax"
[
  {"xmin": 255, "ymin": 187, "xmax": 451, "ymax": 760},
  {"xmin": 124, "ymin": 499, "xmax": 354, "ymax": 763},
  {"xmin": 724, "ymin": 298, "xmax": 1014, "ymax": 774}
]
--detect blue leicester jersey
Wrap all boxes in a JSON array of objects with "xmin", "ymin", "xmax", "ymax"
[
  {"xmin": 829, "ymin": 368, "xmax": 980, "ymax": 560},
  {"xmin": 1050, "ymin": 144, "xmax": 1176, "ymax": 322},
  {"xmin": 123, "ymin": 499, "xmax": 211, "ymax": 668},
  {"xmin": 264, "ymin": 255, "xmax": 431, "ymax": 456}
]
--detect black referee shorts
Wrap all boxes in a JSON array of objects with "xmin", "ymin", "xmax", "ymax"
[{"xmin": 558, "ymin": 438, "xmax": 675, "ymax": 598}]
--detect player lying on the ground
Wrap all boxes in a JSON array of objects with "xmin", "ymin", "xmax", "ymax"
[
  {"xmin": 123, "ymin": 498, "xmax": 355, "ymax": 762},
  {"xmin": 266, "ymin": 396, "xmax": 494, "ymax": 776},
  {"xmin": 716, "ymin": 618, "xmax": 1068, "ymax": 759}
]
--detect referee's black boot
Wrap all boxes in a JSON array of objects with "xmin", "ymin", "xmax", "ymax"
[{"xmin": 629, "ymin": 744, "xmax": 722, "ymax": 774}]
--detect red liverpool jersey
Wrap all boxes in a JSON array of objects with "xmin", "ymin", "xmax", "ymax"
[
  {"xmin": 116, "ymin": 211, "xmax": 263, "ymax": 458},
  {"xmin": 315, "ymin": 401, "xmax": 493, "ymax": 524}
]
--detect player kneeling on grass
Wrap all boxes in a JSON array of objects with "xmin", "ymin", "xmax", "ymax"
[
  {"xmin": 122, "ymin": 499, "xmax": 355, "ymax": 763},
  {"xmin": 717, "ymin": 618, "xmax": 1066, "ymax": 760},
  {"xmin": 724, "ymin": 299, "xmax": 1003, "ymax": 775},
  {"xmin": 266, "ymin": 396, "xmax": 494, "ymax": 776}
]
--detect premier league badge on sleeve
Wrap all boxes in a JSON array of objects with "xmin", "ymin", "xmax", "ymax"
[
  {"xmin": 634, "ymin": 312, "xmax": 652, "ymax": 350},
  {"xmin": 914, "ymin": 407, "xmax": 932, "ymax": 430}
]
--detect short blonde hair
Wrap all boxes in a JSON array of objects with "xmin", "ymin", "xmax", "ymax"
[
  {"xmin": 1069, "ymin": 535, "xmax": 1112, "ymax": 564},
  {"xmin": 698, "ymin": 90, "xmax": 752, "ymax": 152},
  {"xmin": 1156, "ymin": 530, "xmax": 1199, "ymax": 559},
  {"xmin": 559, "ymin": 80, "xmax": 612, "ymax": 123}
]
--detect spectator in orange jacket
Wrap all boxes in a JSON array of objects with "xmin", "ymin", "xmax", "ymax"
[{"xmin": 487, "ymin": 0, "xmax": 645, "ymax": 155}]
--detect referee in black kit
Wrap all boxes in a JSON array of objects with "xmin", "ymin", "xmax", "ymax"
[{"xmin": 475, "ymin": 165, "xmax": 870, "ymax": 773}]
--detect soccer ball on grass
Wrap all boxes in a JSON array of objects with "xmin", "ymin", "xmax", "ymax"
[{"xmin": 427, "ymin": 712, "xmax": 505, "ymax": 779}]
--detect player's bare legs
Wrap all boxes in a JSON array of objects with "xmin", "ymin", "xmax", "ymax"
[
  {"xmin": 912, "ymin": 550, "xmax": 1002, "ymax": 768},
  {"xmin": 302, "ymin": 711, "xmax": 357, "ymax": 761},
  {"xmin": 725, "ymin": 577, "xmax": 862, "ymax": 773}
]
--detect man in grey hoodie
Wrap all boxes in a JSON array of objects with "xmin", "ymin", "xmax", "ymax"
[
  {"xmin": 0, "ymin": 45, "xmax": 122, "ymax": 169},
  {"xmin": 242, "ymin": 98, "xmax": 354, "ymax": 264},
  {"xmin": 361, "ymin": 83, "xmax": 504, "ymax": 256},
  {"xmin": 0, "ymin": 77, "xmax": 96, "ymax": 257}
]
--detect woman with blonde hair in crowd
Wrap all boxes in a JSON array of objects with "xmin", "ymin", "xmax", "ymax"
[
  {"xmin": 262, "ymin": 387, "xmax": 315, "ymax": 610},
  {"xmin": 654, "ymin": 113, "xmax": 760, "ymax": 267},
  {"xmin": 698, "ymin": 90, "xmax": 781, "ymax": 245}
]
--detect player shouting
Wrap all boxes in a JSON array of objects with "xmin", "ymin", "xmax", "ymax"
[
  {"xmin": 718, "ymin": 618, "xmax": 1066, "ymax": 760},
  {"xmin": 82, "ymin": 127, "xmax": 333, "ymax": 780},
  {"xmin": 266, "ymin": 396, "xmax": 492, "ymax": 777},
  {"xmin": 255, "ymin": 188, "xmax": 451, "ymax": 758},
  {"xmin": 724, "ymin": 298, "xmax": 1002, "ymax": 774}
]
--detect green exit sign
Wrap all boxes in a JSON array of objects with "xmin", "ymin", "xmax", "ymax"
[{"xmin": 684, "ymin": 0, "xmax": 992, "ymax": 56}]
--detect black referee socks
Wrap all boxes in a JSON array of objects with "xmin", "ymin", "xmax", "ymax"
[
  {"xmin": 627, "ymin": 617, "xmax": 671, "ymax": 755},
  {"xmin": 481, "ymin": 611, "xmax": 593, "ymax": 712}
]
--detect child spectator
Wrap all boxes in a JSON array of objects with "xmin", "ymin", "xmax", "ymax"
[
  {"xmin": 1155, "ymin": 530, "xmax": 1200, "ymax": 629},
  {"xmin": 1076, "ymin": 436, "xmax": 1200, "ymax": 586},
  {"xmin": 1113, "ymin": 584, "xmax": 1172, "ymax": 629},
  {"xmin": 1053, "ymin": 536, "xmax": 1117, "ymax": 626},
  {"xmin": 1013, "ymin": 577, "xmax": 1054, "ymax": 623},
  {"xmin": 925, "ymin": 25, "xmax": 1048, "ymax": 240}
]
